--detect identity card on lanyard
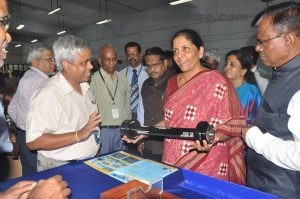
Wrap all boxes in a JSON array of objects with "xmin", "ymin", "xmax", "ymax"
[
  {"xmin": 112, "ymin": 104, "xmax": 120, "ymax": 119},
  {"xmin": 99, "ymin": 71, "xmax": 120, "ymax": 119}
]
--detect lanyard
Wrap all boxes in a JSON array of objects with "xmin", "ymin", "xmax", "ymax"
[{"xmin": 99, "ymin": 71, "xmax": 118, "ymax": 104}]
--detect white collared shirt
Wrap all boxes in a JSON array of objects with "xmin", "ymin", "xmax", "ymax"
[
  {"xmin": 120, "ymin": 63, "xmax": 149, "ymax": 123},
  {"xmin": 251, "ymin": 65, "xmax": 269, "ymax": 94},
  {"xmin": 26, "ymin": 72, "xmax": 100, "ymax": 161},
  {"xmin": 246, "ymin": 90, "xmax": 300, "ymax": 171}
]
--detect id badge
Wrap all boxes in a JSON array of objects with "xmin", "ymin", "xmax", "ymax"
[{"xmin": 112, "ymin": 104, "xmax": 120, "ymax": 119}]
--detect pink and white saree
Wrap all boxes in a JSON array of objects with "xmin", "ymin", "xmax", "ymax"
[{"xmin": 163, "ymin": 70, "xmax": 246, "ymax": 185}]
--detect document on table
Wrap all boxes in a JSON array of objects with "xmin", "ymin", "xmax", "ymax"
[{"xmin": 85, "ymin": 151, "xmax": 177, "ymax": 184}]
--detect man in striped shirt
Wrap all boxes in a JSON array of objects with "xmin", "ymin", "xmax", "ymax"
[{"xmin": 8, "ymin": 43, "xmax": 55, "ymax": 175}]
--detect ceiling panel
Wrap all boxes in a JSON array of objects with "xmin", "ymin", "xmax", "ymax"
[{"xmin": 7, "ymin": 0, "xmax": 172, "ymax": 44}]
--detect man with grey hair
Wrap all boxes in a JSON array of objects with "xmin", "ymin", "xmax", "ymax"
[
  {"xmin": 8, "ymin": 43, "xmax": 55, "ymax": 175},
  {"xmin": 26, "ymin": 35, "xmax": 101, "ymax": 171},
  {"xmin": 202, "ymin": 50, "xmax": 220, "ymax": 70},
  {"xmin": 242, "ymin": 2, "xmax": 300, "ymax": 198}
]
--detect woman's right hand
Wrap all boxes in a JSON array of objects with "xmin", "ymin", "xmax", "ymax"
[{"xmin": 194, "ymin": 136, "xmax": 219, "ymax": 152}]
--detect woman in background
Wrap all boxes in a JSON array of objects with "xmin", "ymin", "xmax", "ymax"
[{"xmin": 225, "ymin": 49, "xmax": 262, "ymax": 124}]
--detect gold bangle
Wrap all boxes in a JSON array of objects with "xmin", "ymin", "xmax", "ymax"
[{"xmin": 75, "ymin": 131, "xmax": 80, "ymax": 142}]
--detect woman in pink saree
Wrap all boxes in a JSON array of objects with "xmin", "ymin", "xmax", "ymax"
[{"xmin": 163, "ymin": 29, "xmax": 246, "ymax": 185}]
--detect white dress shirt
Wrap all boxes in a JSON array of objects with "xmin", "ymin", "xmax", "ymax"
[
  {"xmin": 246, "ymin": 90, "xmax": 300, "ymax": 171},
  {"xmin": 26, "ymin": 72, "xmax": 100, "ymax": 161},
  {"xmin": 251, "ymin": 65, "xmax": 269, "ymax": 94},
  {"xmin": 137, "ymin": 95, "xmax": 144, "ymax": 126},
  {"xmin": 120, "ymin": 63, "xmax": 148, "ymax": 123}
]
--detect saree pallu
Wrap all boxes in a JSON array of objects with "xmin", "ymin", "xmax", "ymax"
[
  {"xmin": 162, "ymin": 70, "xmax": 246, "ymax": 185},
  {"xmin": 236, "ymin": 82, "xmax": 262, "ymax": 125}
]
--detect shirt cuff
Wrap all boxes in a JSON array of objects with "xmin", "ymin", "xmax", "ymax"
[
  {"xmin": 1, "ymin": 142, "xmax": 13, "ymax": 153},
  {"xmin": 245, "ymin": 126, "xmax": 265, "ymax": 152}
]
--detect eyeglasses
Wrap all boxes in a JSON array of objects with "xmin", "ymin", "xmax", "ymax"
[
  {"xmin": 126, "ymin": 52, "xmax": 139, "ymax": 57},
  {"xmin": 40, "ymin": 58, "xmax": 55, "ymax": 63},
  {"xmin": 257, "ymin": 34, "xmax": 284, "ymax": 47},
  {"xmin": 0, "ymin": 14, "xmax": 10, "ymax": 31},
  {"xmin": 146, "ymin": 61, "xmax": 163, "ymax": 70}
]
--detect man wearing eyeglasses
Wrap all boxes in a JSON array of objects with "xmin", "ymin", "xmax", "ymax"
[
  {"xmin": 136, "ymin": 47, "xmax": 176, "ymax": 161},
  {"xmin": 0, "ymin": 0, "xmax": 10, "ymax": 67},
  {"xmin": 0, "ymin": 1, "xmax": 71, "ymax": 198},
  {"xmin": 0, "ymin": 0, "xmax": 12, "ymax": 155},
  {"xmin": 8, "ymin": 43, "xmax": 55, "ymax": 175},
  {"xmin": 241, "ymin": 2, "xmax": 300, "ymax": 198}
]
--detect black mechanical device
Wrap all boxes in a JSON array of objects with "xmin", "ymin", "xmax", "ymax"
[{"xmin": 120, "ymin": 120, "xmax": 215, "ymax": 144}]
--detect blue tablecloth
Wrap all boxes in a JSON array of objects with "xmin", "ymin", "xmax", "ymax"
[{"xmin": 0, "ymin": 158, "xmax": 278, "ymax": 199}]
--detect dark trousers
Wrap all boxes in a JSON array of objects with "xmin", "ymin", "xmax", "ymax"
[
  {"xmin": 143, "ymin": 138, "xmax": 163, "ymax": 162},
  {"xmin": 17, "ymin": 129, "xmax": 37, "ymax": 175}
]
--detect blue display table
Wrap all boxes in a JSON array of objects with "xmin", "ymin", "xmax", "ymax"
[{"xmin": 0, "ymin": 156, "xmax": 278, "ymax": 198}]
